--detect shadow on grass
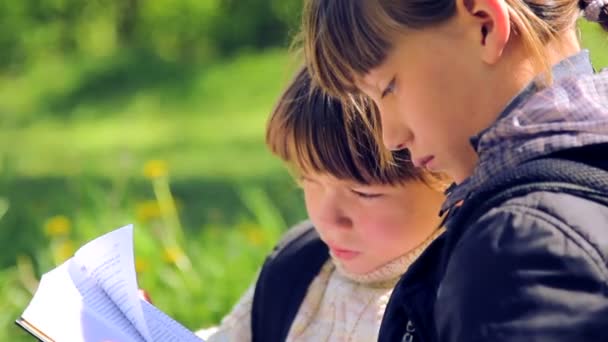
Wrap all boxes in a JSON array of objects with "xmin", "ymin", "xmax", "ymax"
[
  {"xmin": 0, "ymin": 171, "xmax": 305, "ymax": 269},
  {"xmin": 43, "ymin": 51, "xmax": 201, "ymax": 117}
]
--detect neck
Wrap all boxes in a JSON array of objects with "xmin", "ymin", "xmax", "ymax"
[
  {"xmin": 453, "ymin": 31, "xmax": 583, "ymax": 184},
  {"xmin": 490, "ymin": 29, "xmax": 582, "ymax": 110}
]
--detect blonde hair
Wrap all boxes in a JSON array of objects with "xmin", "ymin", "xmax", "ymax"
[
  {"xmin": 266, "ymin": 67, "xmax": 449, "ymax": 191},
  {"xmin": 302, "ymin": 0, "xmax": 606, "ymax": 100}
]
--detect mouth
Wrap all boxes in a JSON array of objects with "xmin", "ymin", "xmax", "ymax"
[
  {"xmin": 328, "ymin": 245, "xmax": 361, "ymax": 261},
  {"xmin": 413, "ymin": 155, "xmax": 434, "ymax": 168}
]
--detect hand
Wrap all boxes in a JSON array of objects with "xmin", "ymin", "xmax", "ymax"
[{"xmin": 138, "ymin": 289, "xmax": 153, "ymax": 304}]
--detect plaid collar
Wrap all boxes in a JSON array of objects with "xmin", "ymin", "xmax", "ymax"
[{"xmin": 441, "ymin": 50, "xmax": 608, "ymax": 215}]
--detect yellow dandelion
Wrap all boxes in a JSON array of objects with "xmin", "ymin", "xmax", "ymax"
[
  {"xmin": 44, "ymin": 215, "xmax": 71, "ymax": 237},
  {"xmin": 135, "ymin": 200, "xmax": 162, "ymax": 222},
  {"xmin": 242, "ymin": 223, "xmax": 265, "ymax": 246},
  {"xmin": 162, "ymin": 246, "xmax": 192, "ymax": 271},
  {"xmin": 143, "ymin": 160, "xmax": 168, "ymax": 180},
  {"xmin": 135, "ymin": 257, "xmax": 150, "ymax": 274},
  {"xmin": 162, "ymin": 246, "xmax": 184, "ymax": 264},
  {"xmin": 54, "ymin": 240, "xmax": 75, "ymax": 263}
]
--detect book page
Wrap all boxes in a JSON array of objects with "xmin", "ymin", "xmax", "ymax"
[
  {"xmin": 68, "ymin": 259, "xmax": 146, "ymax": 341},
  {"xmin": 21, "ymin": 260, "xmax": 145, "ymax": 342},
  {"xmin": 73, "ymin": 224, "xmax": 152, "ymax": 341},
  {"xmin": 141, "ymin": 299, "xmax": 204, "ymax": 342}
]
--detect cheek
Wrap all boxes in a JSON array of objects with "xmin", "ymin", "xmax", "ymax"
[
  {"xmin": 356, "ymin": 207, "xmax": 407, "ymax": 242},
  {"xmin": 397, "ymin": 64, "xmax": 451, "ymax": 116},
  {"xmin": 302, "ymin": 189, "xmax": 319, "ymax": 220},
  {"xmin": 378, "ymin": 97, "xmax": 403, "ymax": 126},
  {"xmin": 391, "ymin": 85, "xmax": 433, "ymax": 133},
  {"xmin": 394, "ymin": 88, "xmax": 451, "ymax": 143}
]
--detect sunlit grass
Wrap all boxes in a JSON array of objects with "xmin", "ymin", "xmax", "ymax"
[{"xmin": 0, "ymin": 49, "xmax": 305, "ymax": 341}]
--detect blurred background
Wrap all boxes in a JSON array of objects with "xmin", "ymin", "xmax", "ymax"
[{"xmin": 0, "ymin": 1, "xmax": 606, "ymax": 340}]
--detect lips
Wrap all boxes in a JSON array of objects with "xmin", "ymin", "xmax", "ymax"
[{"xmin": 328, "ymin": 245, "xmax": 361, "ymax": 261}]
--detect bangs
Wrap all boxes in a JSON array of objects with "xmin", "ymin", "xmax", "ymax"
[
  {"xmin": 302, "ymin": 0, "xmax": 399, "ymax": 99},
  {"xmin": 266, "ymin": 68, "xmax": 423, "ymax": 186},
  {"xmin": 301, "ymin": 0, "xmax": 456, "ymax": 99}
]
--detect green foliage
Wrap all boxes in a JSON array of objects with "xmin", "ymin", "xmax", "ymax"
[
  {"xmin": 580, "ymin": 21, "xmax": 608, "ymax": 68},
  {"xmin": 1, "ymin": 173, "xmax": 296, "ymax": 341},
  {"xmin": 0, "ymin": 50, "xmax": 306, "ymax": 341},
  {"xmin": 0, "ymin": 0, "xmax": 302, "ymax": 69}
]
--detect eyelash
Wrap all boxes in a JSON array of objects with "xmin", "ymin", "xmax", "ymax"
[
  {"xmin": 299, "ymin": 177, "xmax": 383, "ymax": 199},
  {"xmin": 381, "ymin": 78, "xmax": 396, "ymax": 98},
  {"xmin": 351, "ymin": 190, "xmax": 383, "ymax": 199}
]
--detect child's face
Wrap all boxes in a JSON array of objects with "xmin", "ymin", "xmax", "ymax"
[
  {"xmin": 300, "ymin": 173, "xmax": 444, "ymax": 274},
  {"xmin": 355, "ymin": 22, "xmax": 511, "ymax": 183}
]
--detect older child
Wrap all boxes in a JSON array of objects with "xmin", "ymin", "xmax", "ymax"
[
  {"xmin": 198, "ymin": 67, "xmax": 448, "ymax": 341},
  {"xmin": 302, "ymin": 0, "xmax": 608, "ymax": 341}
]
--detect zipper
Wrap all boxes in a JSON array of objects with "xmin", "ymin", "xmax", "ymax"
[{"xmin": 401, "ymin": 320, "xmax": 416, "ymax": 342}]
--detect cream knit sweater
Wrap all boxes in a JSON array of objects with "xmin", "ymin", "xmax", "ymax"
[{"xmin": 198, "ymin": 228, "xmax": 443, "ymax": 342}]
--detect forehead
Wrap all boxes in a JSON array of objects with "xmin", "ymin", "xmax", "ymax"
[
  {"xmin": 302, "ymin": 171, "xmax": 348, "ymax": 185},
  {"xmin": 302, "ymin": 170, "xmax": 377, "ymax": 187},
  {"xmin": 354, "ymin": 29, "xmax": 447, "ymax": 95},
  {"xmin": 352, "ymin": 34, "xmax": 408, "ymax": 96}
]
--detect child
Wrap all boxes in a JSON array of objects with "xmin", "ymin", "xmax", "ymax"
[
  {"xmin": 301, "ymin": 0, "xmax": 608, "ymax": 341},
  {"xmin": 197, "ymin": 67, "xmax": 448, "ymax": 341}
]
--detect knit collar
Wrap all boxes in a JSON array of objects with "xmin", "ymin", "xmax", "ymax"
[{"xmin": 332, "ymin": 228, "xmax": 445, "ymax": 287}]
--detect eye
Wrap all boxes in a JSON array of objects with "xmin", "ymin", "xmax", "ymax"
[
  {"xmin": 381, "ymin": 77, "xmax": 396, "ymax": 98},
  {"xmin": 350, "ymin": 189, "xmax": 383, "ymax": 199}
]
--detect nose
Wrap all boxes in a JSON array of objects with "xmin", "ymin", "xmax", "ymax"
[
  {"xmin": 382, "ymin": 123, "xmax": 412, "ymax": 151},
  {"xmin": 376, "ymin": 101, "xmax": 412, "ymax": 151},
  {"xmin": 316, "ymin": 191, "xmax": 353, "ymax": 231}
]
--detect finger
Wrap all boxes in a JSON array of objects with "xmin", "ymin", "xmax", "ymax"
[{"xmin": 138, "ymin": 289, "xmax": 152, "ymax": 304}]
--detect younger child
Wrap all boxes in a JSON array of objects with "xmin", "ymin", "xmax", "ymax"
[{"xmin": 198, "ymin": 67, "xmax": 448, "ymax": 341}]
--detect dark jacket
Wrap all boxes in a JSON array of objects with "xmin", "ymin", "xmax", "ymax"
[
  {"xmin": 380, "ymin": 144, "xmax": 608, "ymax": 342},
  {"xmin": 435, "ymin": 146, "xmax": 608, "ymax": 342}
]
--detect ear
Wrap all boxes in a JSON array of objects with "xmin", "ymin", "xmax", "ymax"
[{"xmin": 457, "ymin": 0, "xmax": 511, "ymax": 65}]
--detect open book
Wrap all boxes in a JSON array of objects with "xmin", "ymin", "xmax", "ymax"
[{"xmin": 16, "ymin": 224, "xmax": 204, "ymax": 342}]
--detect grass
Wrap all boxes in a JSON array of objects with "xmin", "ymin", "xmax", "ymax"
[
  {"xmin": 1, "ymin": 24, "xmax": 607, "ymax": 341},
  {"xmin": 580, "ymin": 22, "xmax": 608, "ymax": 68},
  {"xmin": 0, "ymin": 48, "xmax": 306, "ymax": 341}
]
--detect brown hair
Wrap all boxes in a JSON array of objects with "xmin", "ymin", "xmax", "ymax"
[
  {"xmin": 266, "ymin": 67, "xmax": 449, "ymax": 190},
  {"xmin": 302, "ymin": 0, "xmax": 607, "ymax": 99}
]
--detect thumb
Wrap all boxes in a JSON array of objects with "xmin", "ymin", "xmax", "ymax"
[{"xmin": 138, "ymin": 289, "xmax": 153, "ymax": 304}]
